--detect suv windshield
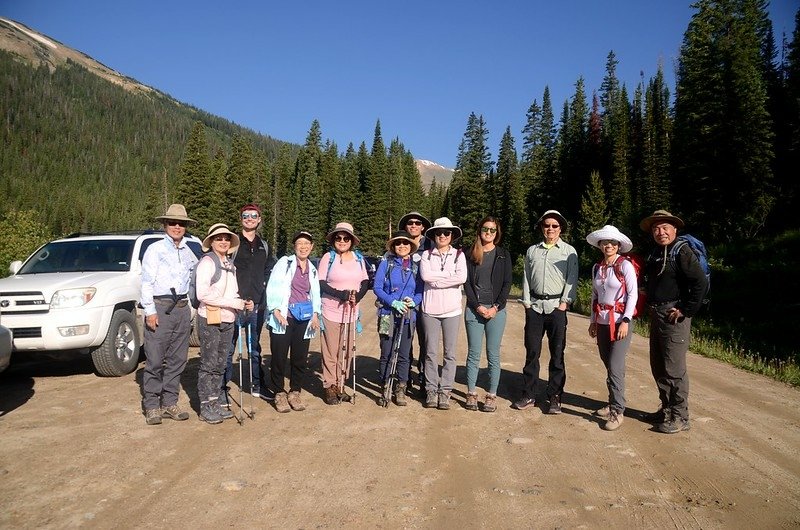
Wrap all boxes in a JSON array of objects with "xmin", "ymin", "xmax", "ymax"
[{"xmin": 18, "ymin": 240, "xmax": 136, "ymax": 274}]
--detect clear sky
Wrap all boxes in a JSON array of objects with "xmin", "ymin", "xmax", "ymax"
[{"xmin": 2, "ymin": 1, "xmax": 797, "ymax": 169}]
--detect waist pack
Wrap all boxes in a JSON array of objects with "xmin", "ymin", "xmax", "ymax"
[{"xmin": 288, "ymin": 301, "xmax": 314, "ymax": 321}]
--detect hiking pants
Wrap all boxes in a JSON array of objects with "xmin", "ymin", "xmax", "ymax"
[
  {"xmin": 142, "ymin": 301, "xmax": 191, "ymax": 411},
  {"xmin": 269, "ymin": 317, "xmax": 310, "ymax": 393},
  {"xmin": 649, "ymin": 304, "xmax": 691, "ymax": 420},
  {"xmin": 422, "ymin": 313, "xmax": 460, "ymax": 393},
  {"xmin": 521, "ymin": 307, "xmax": 567, "ymax": 400},
  {"xmin": 379, "ymin": 319, "xmax": 413, "ymax": 384},
  {"xmin": 197, "ymin": 317, "xmax": 234, "ymax": 402},
  {"xmin": 596, "ymin": 322, "xmax": 632, "ymax": 413},
  {"xmin": 465, "ymin": 305, "xmax": 507, "ymax": 395},
  {"xmin": 320, "ymin": 315, "xmax": 355, "ymax": 389}
]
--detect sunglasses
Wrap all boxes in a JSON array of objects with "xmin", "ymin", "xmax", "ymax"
[
  {"xmin": 481, "ymin": 227, "xmax": 497, "ymax": 234},
  {"xmin": 241, "ymin": 212, "xmax": 259, "ymax": 220},
  {"xmin": 166, "ymin": 221, "xmax": 187, "ymax": 227},
  {"xmin": 599, "ymin": 240, "xmax": 619, "ymax": 246},
  {"xmin": 435, "ymin": 230, "xmax": 452, "ymax": 238},
  {"xmin": 334, "ymin": 235, "xmax": 352, "ymax": 243},
  {"xmin": 406, "ymin": 220, "xmax": 423, "ymax": 226},
  {"xmin": 393, "ymin": 240, "xmax": 411, "ymax": 246},
  {"xmin": 543, "ymin": 223, "xmax": 560, "ymax": 229},
  {"xmin": 213, "ymin": 235, "xmax": 232, "ymax": 242}
]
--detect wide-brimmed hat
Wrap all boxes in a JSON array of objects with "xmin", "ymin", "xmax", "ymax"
[
  {"xmin": 586, "ymin": 225, "xmax": 633, "ymax": 253},
  {"xmin": 397, "ymin": 212, "xmax": 432, "ymax": 232},
  {"xmin": 326, "ymin": 222, "xmax": 360, "ymax": 246},
  {"xmin": 386, "ymin": 230, "xmax": 419, "ymax": 253},
  {"xmin": 292, "ymin": 230, "xmax": 314, "ymax": 243},
  {"xmin": 155, "ymin": 203, "xmax": 196, "ymax": 225},
  {"xmin": 640, "ymin": 209, "xmax": 684, "ymax": 232},
  {"xmin": 425, "ymin": 217, "xmax": 462, "ymax": 241},
  {"xmin": 202, "ymin": 223, "xmax": 240, "ymax": 253},
  {"xmin": 537, "ymin": 210, "xmax": 567, "ymax": 229}
]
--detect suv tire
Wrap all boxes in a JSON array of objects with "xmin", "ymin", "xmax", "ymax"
[{"xmin": 91, "ymin": 309, "xmax": 140, "ymax": 376}]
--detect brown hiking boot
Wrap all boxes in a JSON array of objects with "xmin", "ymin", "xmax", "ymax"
[
  {"xmin": 325, "ymin": 386, "xmax": 340, "ymax": 405},
  {"xmin": 482, "ymin": 394, "xmax": 497, "ymax": 413},
  {"xmin": 145, "ymin": 408, "xmax": 162, "ymax": 425},
  {"xmin": 465, "ymin": 392, "xmax": 478, "ymax": 411},
  {"xmin": 424, "ymin": 390, "xmax": 438, "ymax": 408},
  {"xmin": 602, "ymin": 409, "xmax": 624, "ymax": 431},
  {"xmin": 437, "ymin": 391, "xmax": 451, "ymax": 410},
  {"xmin": 274, "ymin": 392, "xmax": 291, "ymax": 413},
  {"xmin": 394, "ymin": 383, "xmax": 408, "ymax": 406},
  {"xmin": 161, "ymin": 404, "xmax": 189, "ymax": 421},
  {"xmin": 287, "ymin": 391, "xmax": 306, "ymax": 411}
]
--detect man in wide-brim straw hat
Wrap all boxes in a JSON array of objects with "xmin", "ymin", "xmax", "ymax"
[
  {"xmin": 140, "ymin": 204, "xmax": 199, "ymax": 425},
  {"xmin": 640, "ymin": 209, "xmax": 707, "ymax": 435}
]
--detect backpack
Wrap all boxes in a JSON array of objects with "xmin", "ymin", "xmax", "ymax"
[
  {"xmin": 669, "ymin": 234, "xmax": 711, "ymax": 301},
  {"xmin": 189, "ymin": 253, "xmax": 223, "ymax": 309},
  {"xmin": 593, "ymin": 253, "xmax": 646, "ymax": 319}
]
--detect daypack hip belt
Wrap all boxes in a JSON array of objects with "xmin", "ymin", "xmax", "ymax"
[
  {"xmin": 154, "ymin": 294, "xmax": 188, "ymax": 300},
  {"xmin": 593, "ymin": 302, "xmax": 626, "ymax": 342}
]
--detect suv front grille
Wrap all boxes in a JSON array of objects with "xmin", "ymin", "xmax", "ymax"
[
  {"xmin": 11, "ymin": 327, "xmax": 42, "ymax": 339},
  {"xmin": 0, "ymin": 292, "xmax": 48, "ymax": 315}
]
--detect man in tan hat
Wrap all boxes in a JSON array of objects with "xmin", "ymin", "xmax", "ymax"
[
  {"xmin": 640, "ymin": 210, "xmax": 707, "ymax": 434},
  {"xmin": 140, "ymin": 204, "xmax": 199, "ymax": 425},
  {"xmin": 515, "ymin": 210, "xmax": 578, "ymax": 415}
]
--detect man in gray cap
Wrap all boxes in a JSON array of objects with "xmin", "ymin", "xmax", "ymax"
[
  {"xmin": 140, "ymin": 204, "xmax": 199, "ymax": 425},
  {"xmin": 641, "ymin": 210, "xmax": 707, "ymax": 434},
  {"xmin": 515, "ymin": 210, "xmax": 578, "ymax": 415}
]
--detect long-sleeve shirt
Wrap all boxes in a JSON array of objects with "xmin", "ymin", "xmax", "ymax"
[
  {"xmin": 266, "ymin": 255, "xmax": 321, "ymax": 337},
  {"xmin": 233, "ymin": 233, "xmax": 274, "ymax": 305},
  {"xmin": 645, "ymin": 240, "xmax": 707, "ymax": 318},
  {"xmin": 140, "ymin": 234, "xmax": 198, "ymax": 317},
  {"xmin": 196, "ymin": 254, "xmax": 245, "ymax": 323},
  {"xmin": 521, "ymin": 239, "xmax": 579, "ymax": 314},
  {"xmin": 419, "ymin": 247, "xmax": 467, "ymax": 317},
  {"xmin": 590, "ymin": 257, "xmax": 638, "ymax": 324},
  {"xmin": 373, "ymin": 255, "xmax": 424, "ymax": 322}
]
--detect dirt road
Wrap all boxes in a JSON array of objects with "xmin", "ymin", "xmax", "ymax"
[{"xmin": 1, "ymin": 293, "xmax": 798, "ymax": 528}]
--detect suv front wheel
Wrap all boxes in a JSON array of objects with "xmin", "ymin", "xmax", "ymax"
[{"xmin": 91, "ymin": 309, "xmax": 141, "ymax": 376}]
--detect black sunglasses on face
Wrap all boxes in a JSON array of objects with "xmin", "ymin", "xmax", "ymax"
[
  {"xmin": 335, "ymin": 235, "xmax": 351, "ymax": 242},
  {"xmin": 213, "ymin": 235, "xmax": 232, "ymax": 242},
  {"xmin": 481, "ymin": 226, "xmax": 497, "ymax": 234},
  {"xmin": 406, "ymin": 220, "xmax": 423, "ymax": 226},
  {"xmin": 435, "ymin": 230, "xmax": 452, "ymax": 237},
  {"xmin": 167, "ymin": 221, "xmax": 187, "ymax": 227},
  {"xmin": 543, "ymin": 224, "xmax": 560, "ymax": 229}
]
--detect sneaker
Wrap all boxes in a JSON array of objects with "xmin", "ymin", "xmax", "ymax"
[
  {"xmin": 161, "ymin": 404, "xmax": 189, "ymax": 421},
  {"xmin": 546, "ymin": 395, "xmax": 562, "ymax": 415},
  {"xmin": 212, "ymin": 400, "xmax": 234, "ymax": 420},
  {"xmin": 145, "ymin": 408, "xmax": 162, "ymax": 425},
  {"xmin": 656, "ymin": 414, "xmax": 690, "ymax": 434},
  {"xmin": 602, "ymin": 409, "xmax": 624, "ymax": 431},
  {"xmin": 424, "ymin": 390, "xmax": 438, "ymax": 408},
  {"xmin": 437, "ymin": 391, "xmax": 451, "ymax": 410},
  {"xmin": 200, "ymin": 403, "xmax": 223, "ymax": 424},
  {"xmin": 325, "ymin": 386, "xmax": 340, "ymax": 405},
  {"xmin": 274, "ymin": 392, "xmax": 291, "ymax": 413},
  {"xmin": 287, "ymin": 391, "xmax": 306, "ymax": 411},
  {"xmin": 594, "ymin": 405, "xmax": 611, "ymax": 418},
  {"xmin": 338, "ymin": 387, "xmax": 352, "ymax": 403},
  {"xmin": 482, "ymin": 394, "xmax": 497, "ymax": 413},
  {"xmin": 251, "ymin": 389, "xmax": 262, "ymax": 398},
  {"xmin": 512, "ymin": 396, "xmax": 536, "ymax": 410},
  {"xmin": 219, "ymin": 389, "xmax": 231, "ymax": 409},
  {"xmin": 465, "ymin": 392, "xmax": 478, "ymax": 411}
]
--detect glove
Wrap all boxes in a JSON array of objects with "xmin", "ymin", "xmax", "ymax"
[
  {"xmin": 391, "ymin": 300, "xmax": 407, "ymax": 315},
  {"xmin": 403, "ymin": 297, "xmax": 416, "ymax": 309}
]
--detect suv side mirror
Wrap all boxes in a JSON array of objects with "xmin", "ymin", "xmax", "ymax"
[{"xmin": 9, "ymin": 261, "xmax": 22, "ymax": 275}]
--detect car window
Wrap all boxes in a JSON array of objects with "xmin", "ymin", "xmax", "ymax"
[{"xmin": 18, "ymin": 240, "xmax": 135, "ymax": 274}]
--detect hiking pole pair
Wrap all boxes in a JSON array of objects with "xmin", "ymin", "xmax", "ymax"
[
  {"xmin": 235, "ymin": 310, "xmax": 256, "ymax": 425},
  {"xmin": 382, "ymin": 311, "xmax": 409, "ymax": 407},
  {"xmin": 337, "ymin": 300, "xmax": 356, "ymax": 404}
]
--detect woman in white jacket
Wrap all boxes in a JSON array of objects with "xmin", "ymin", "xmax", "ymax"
[
  {"xmin": 196, "ymin": 223, "xmax": 254, "ymax": 424},
  {"xmin": 265, "ymin": 230, "xmax": 321, "ymax": 413}
]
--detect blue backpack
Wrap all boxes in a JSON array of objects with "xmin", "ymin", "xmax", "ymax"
[{"xmin": 670, "ymin": 234, "xmax": 711, "ymax": 300}]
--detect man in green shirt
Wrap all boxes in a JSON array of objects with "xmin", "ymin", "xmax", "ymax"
[{"xmin": 515, "ymin": 210, "xmax": 578, "ymax": 415}]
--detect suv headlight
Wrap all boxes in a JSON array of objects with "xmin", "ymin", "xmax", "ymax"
[{"xmin": 50, "ymin": 288, "xmax": 97, "ymax": 309}]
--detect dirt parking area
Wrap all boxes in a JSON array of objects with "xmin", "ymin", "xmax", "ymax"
[{"xmin": 1, "ymin": 292, "xmax": 799, "ymax": 528}]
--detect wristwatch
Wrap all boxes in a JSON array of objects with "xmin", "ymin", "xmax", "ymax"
[{"xmin": 622, "ymin": 317, "xmax": 631, "ymax": 323}]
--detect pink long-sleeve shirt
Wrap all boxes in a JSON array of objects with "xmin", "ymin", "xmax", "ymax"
[
  {"xmin": 419, "ymin": 247, "xmax": 467, "ymax": 318},
  {"xmin": 196, "ymin": 254, "xmax": 245, "ymax": 323}
]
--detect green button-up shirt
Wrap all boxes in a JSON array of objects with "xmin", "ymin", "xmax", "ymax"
[{"xmin": 521, "ymin": 239, "xmax": 579, "ymax": 314}]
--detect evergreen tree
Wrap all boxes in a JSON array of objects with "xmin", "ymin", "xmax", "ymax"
[
  {"xmin": 319, "ymin": 139, "xmax": 341, "ymax": 229},
  {"xmin": 608, "ymin": 84, "xmax": 633, "ymax": 231},
  {"xmin": 559, "ymin": 77, "xmax": 590, "ymax": 226},
  {"xmin": 271, "ymin": 144, "xmax": 297, "ymax": 255},
  {"xmin": 495, "ymin": 127, "xmax": 524, "ymax": 257},
  {"xmin": 175, "ymin": 121, "xmax": 212, "ymax": 232},
  {"xmin": 227, "ymin": 134, "xmax": 257, "ymax": 227},
  {"xmin": 362, "ymin": 121, "xmax": 390, "ymax": 253},
  {"xmin": 294, "ymin": 120, "xmax": 324, "ymax": 251},
  {"xmin": 0, "ymin": 209, "xmax": 52, "ymax": 277},
  {"xmin": 640, "ymin": 66, "xmax": 673, "ymax": 217},
  {"xmin": 450, "ymin": 112, "xmax": 492, "ymax": 242},
  {"xmin": 576, "ymin": 171, "xmax": 610, "ymax": 270},
  {"xmin": 330, "ymin": 143, "xmax": 362, "ymax": 230}
]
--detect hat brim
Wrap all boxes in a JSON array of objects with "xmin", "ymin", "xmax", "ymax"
[
  {"xmin": 586, "ymin": 230, "xmax": 633, "ymax": 253},
  {"xmin": 537, "ymin": 211, "xmax": 567, "ymax": 229},
  {"xmin": 202, "ymin": 231, "xmax": 240, "ymax": 253},
  {"xmin": 640, "ymin": 215, "xmax": 684, "ymax": 232},
  {"xmin": 386, "ymin": 236, "xmax": 419, "ymax": 253},
  {"xmin": 156, "ymin": 215, "xmax": 197, "ymax": 226}
]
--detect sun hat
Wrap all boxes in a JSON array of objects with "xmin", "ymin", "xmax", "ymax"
[
  {"xmin": 397, "ymin": 212, "xmax": 432, "ymax": 232},
  {"xmin": 155, "ymin": 203, "xmax": 196, "ymax": 225},
  {"xmin": 640, "ymin": 209, "xmax": 685, "ymax": 232},
  {"xmin": 326, "ymin": 222, "xmax": 360, "ymax": 246},
  {"xmin": 292, "ymin": 230, "xmax": 314, "ymax": 243},
  {"xmin": 425, "ymin": 217, "xmax": 463, "ymax": 241},
  {"xmin": 586, "ymin": 225, "xmax": 633, "ymax": 253},
  {"xmin": 386, "ymin": 230, "xmax": 419, "ymax": 253},
  {"xmin": 202, "ymin": 223, "xmax": 240, "ymax": 253},
  {"xmin": 537, "ymin": 210, "xmax": 567, "ymax": 229}
]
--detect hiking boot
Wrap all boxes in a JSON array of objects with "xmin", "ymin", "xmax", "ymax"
[
  {"xmin": 274, "ymin": 392, "xmax": 291, "ymax": 413},
  {"xmin": 602, "ymin": 409, "xmax": 624, "ymax": 431},
  {"xmin": 424, "ymin": 390, "xmax": 438, "ymax": 408},
  {"xmin": 219, "ymin": 388, "xmax": 230, "ymax": 409},
  {"xmin": 145, "ymin": 408, "xmax": 162, "ymax": 425},
  {"xmin": 546, "ymin": 395, "xmax": 562, "ymax": 415},
  {"xmin": 645, "ymin": 406, "xmax": 667, "ymax": 423},
  {"xmin": 161, "ymin": 404, "xmax": 189, "ymax": 421},
  {"xmin": 394, "ymin": 383, "xmax": 408, "ymax": 407},
  {"xmin": 287, "ymin": 391, "xmax": 306, "ymax": 411},
  {"xmin": 200, "ymin": 403, "xmax": 223, "ymax": 424},
  {"xmin": 656, "ymin": 413, "xmax": 690, "ymax": 434},
  {"xmin": 212, "ymin": 400, "xmax": 234, "ymax": 420},
  {"xmin": 482, "ymin": 394, "xmax": 497, "ymax": 413},
  {"xmin": 437, "ymin": 391, "xmax": 451, "ymax": 410},
  {"xmin": 594, "ymin": 405, "xmax": 611, "ymax": 418},
  {"xmin": 512, "ymin": 396, "xmax": 536, "ymax": 410},
  {"xmin": 465, "ymin": 392, "xmax": 478, "ymax": 411},
  {"xmin": 325, "ymin": 386, "xmax": 340, "ymax": 405}
]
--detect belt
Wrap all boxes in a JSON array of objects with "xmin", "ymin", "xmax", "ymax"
[
  {"xmin": 154, "ymin": 294, "xmax": 187, "ymax": 300},
  {"xmin": 531, "ymin": 292, "xmax": 561, "ymax": 300},
  {"xmin": 155, "ymin": 299, "xmax": 188, "ymax": 308},
  {"xmin": 648, "ymin": 299, "xmax": 678, "ymax": 308}
]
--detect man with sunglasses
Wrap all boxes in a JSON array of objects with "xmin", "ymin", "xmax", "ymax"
[
  {"xmin": 222, "ymin": 204, "xmax": 275, "ymax": 403},
  {"xmin": 140, "ymin": 204, "xmax": 199, "ymax": 425},
  {"xmin": 515, "ymin": 210, "xmax": 578, "ymax": 415}
]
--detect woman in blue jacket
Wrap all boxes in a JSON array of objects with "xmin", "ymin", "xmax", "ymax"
[{"xmin": 373, "ymin": 230, "xmax": 424, "ymax": 406}]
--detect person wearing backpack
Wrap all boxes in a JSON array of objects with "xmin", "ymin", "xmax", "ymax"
[
  {"xmin": 373, "ymin": 230, "xmax": 424, "ymax": 406},
  {"xmin": 640, "ymin": 210, "xmax": 708, "ymax": 434},
  {"xmin": 586, "ymin": 225, "xmax": 638, "ymax": 431},
  {"xmin": 463, "ymin": 216, "xmax": 512, "ymax": 413},
  {"xmin": 195, "ymin": 224, "xmax": 254, "ymax": 424}
]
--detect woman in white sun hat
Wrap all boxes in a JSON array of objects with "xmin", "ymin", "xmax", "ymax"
[{"xmin": 586, "ymin": 224, "xmax": 638, "ymax": 432}]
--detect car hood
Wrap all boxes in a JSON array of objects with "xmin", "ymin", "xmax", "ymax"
[{"xmin": 0, "ymin": 272, "xmax": 132, "ymax": 296}]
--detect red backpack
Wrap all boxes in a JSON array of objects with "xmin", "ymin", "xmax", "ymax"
[{"xmin": 592, "ymin": 253, "xmax": 646, "ymax": 319}]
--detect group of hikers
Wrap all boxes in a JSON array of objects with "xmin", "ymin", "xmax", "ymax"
[{"xmin": 139, "ymin": 202, "xmax": 708, "ymax": 435}]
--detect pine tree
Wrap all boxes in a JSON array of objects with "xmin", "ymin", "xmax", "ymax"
[
  {"xmin": 227, "ymin": 134, "xmax": 257, "ymax": 227},
  {"xmin": 450, "ymin": 112, "xmax": 492, "ymax": 242},
  {"xmin": 175, "ymin": 121, "xmax": 212, "ymax": 232},
  {"xmin": 294, "ymin": 120, "xmax": 324, "ymax": 251},
  {"xmin": 576, "ymin": 171, "xmax": 610, "ymax": 269},
  {"xmin": 641, "ymin": 66, "xmax": 673, "ymax": 217},
  {"xmin": 558, "ymin": 77, "xmax": 590, "ymax": 226},
  {"xmin": 495, "ymin": 127, "xmax": 524, "ymax": 256},
  {"xmin": 362, "ymin": 121, "xmax": 390, "ymax": 253}
]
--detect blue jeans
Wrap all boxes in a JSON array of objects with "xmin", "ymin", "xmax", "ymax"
[
  {"xmin": 465, "ymin": 305, "xmax": 507, "ymax": 395},
  {"xmin": 224, "ymin": 303, "xmax": 266, "ymax": 392}
]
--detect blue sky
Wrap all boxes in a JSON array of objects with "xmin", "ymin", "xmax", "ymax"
[{"xmin": 2, "ymin": 1, "xmax": 797, "ymax": 168}]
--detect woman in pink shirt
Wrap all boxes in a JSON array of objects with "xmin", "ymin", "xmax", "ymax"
[
  {"xmin": 196, "ymin": 224, "xmax": 254, "ymax": 424},
  {"xmin": 318, "ymin": 222, "xmax": 369, "ymax": 405},
  {"xmin": 420, "ymin": 217, "xmax": 467, "ymax": 410}
]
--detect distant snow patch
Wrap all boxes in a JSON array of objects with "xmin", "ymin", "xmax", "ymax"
[{"xmin": 1, "ymin": 18, "xmax": 58, "ymax": 49}]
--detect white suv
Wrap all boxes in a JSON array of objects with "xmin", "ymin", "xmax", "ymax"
[{"xmin": 0, "ymin": 231, "xmax": 202, "ymax": 376}]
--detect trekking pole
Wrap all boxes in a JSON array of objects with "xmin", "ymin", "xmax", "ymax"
[
  {"xmin": 245, "ymin": 314, "xmax": 255, "ymax": 420},
  {"xmin": 350, "ymin": 306, "xmax": 357, "ymax": 405},
  {"xmin": 383, "ymin": 312, "xmax": 408, "ymax": 407},
  {"xmin": 336, "ymin": 303, "xmax": 349, "ymax": 402},
  {"xmin": 236, "ymin": 316, "xmax": 245, "ymax": 426}
]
